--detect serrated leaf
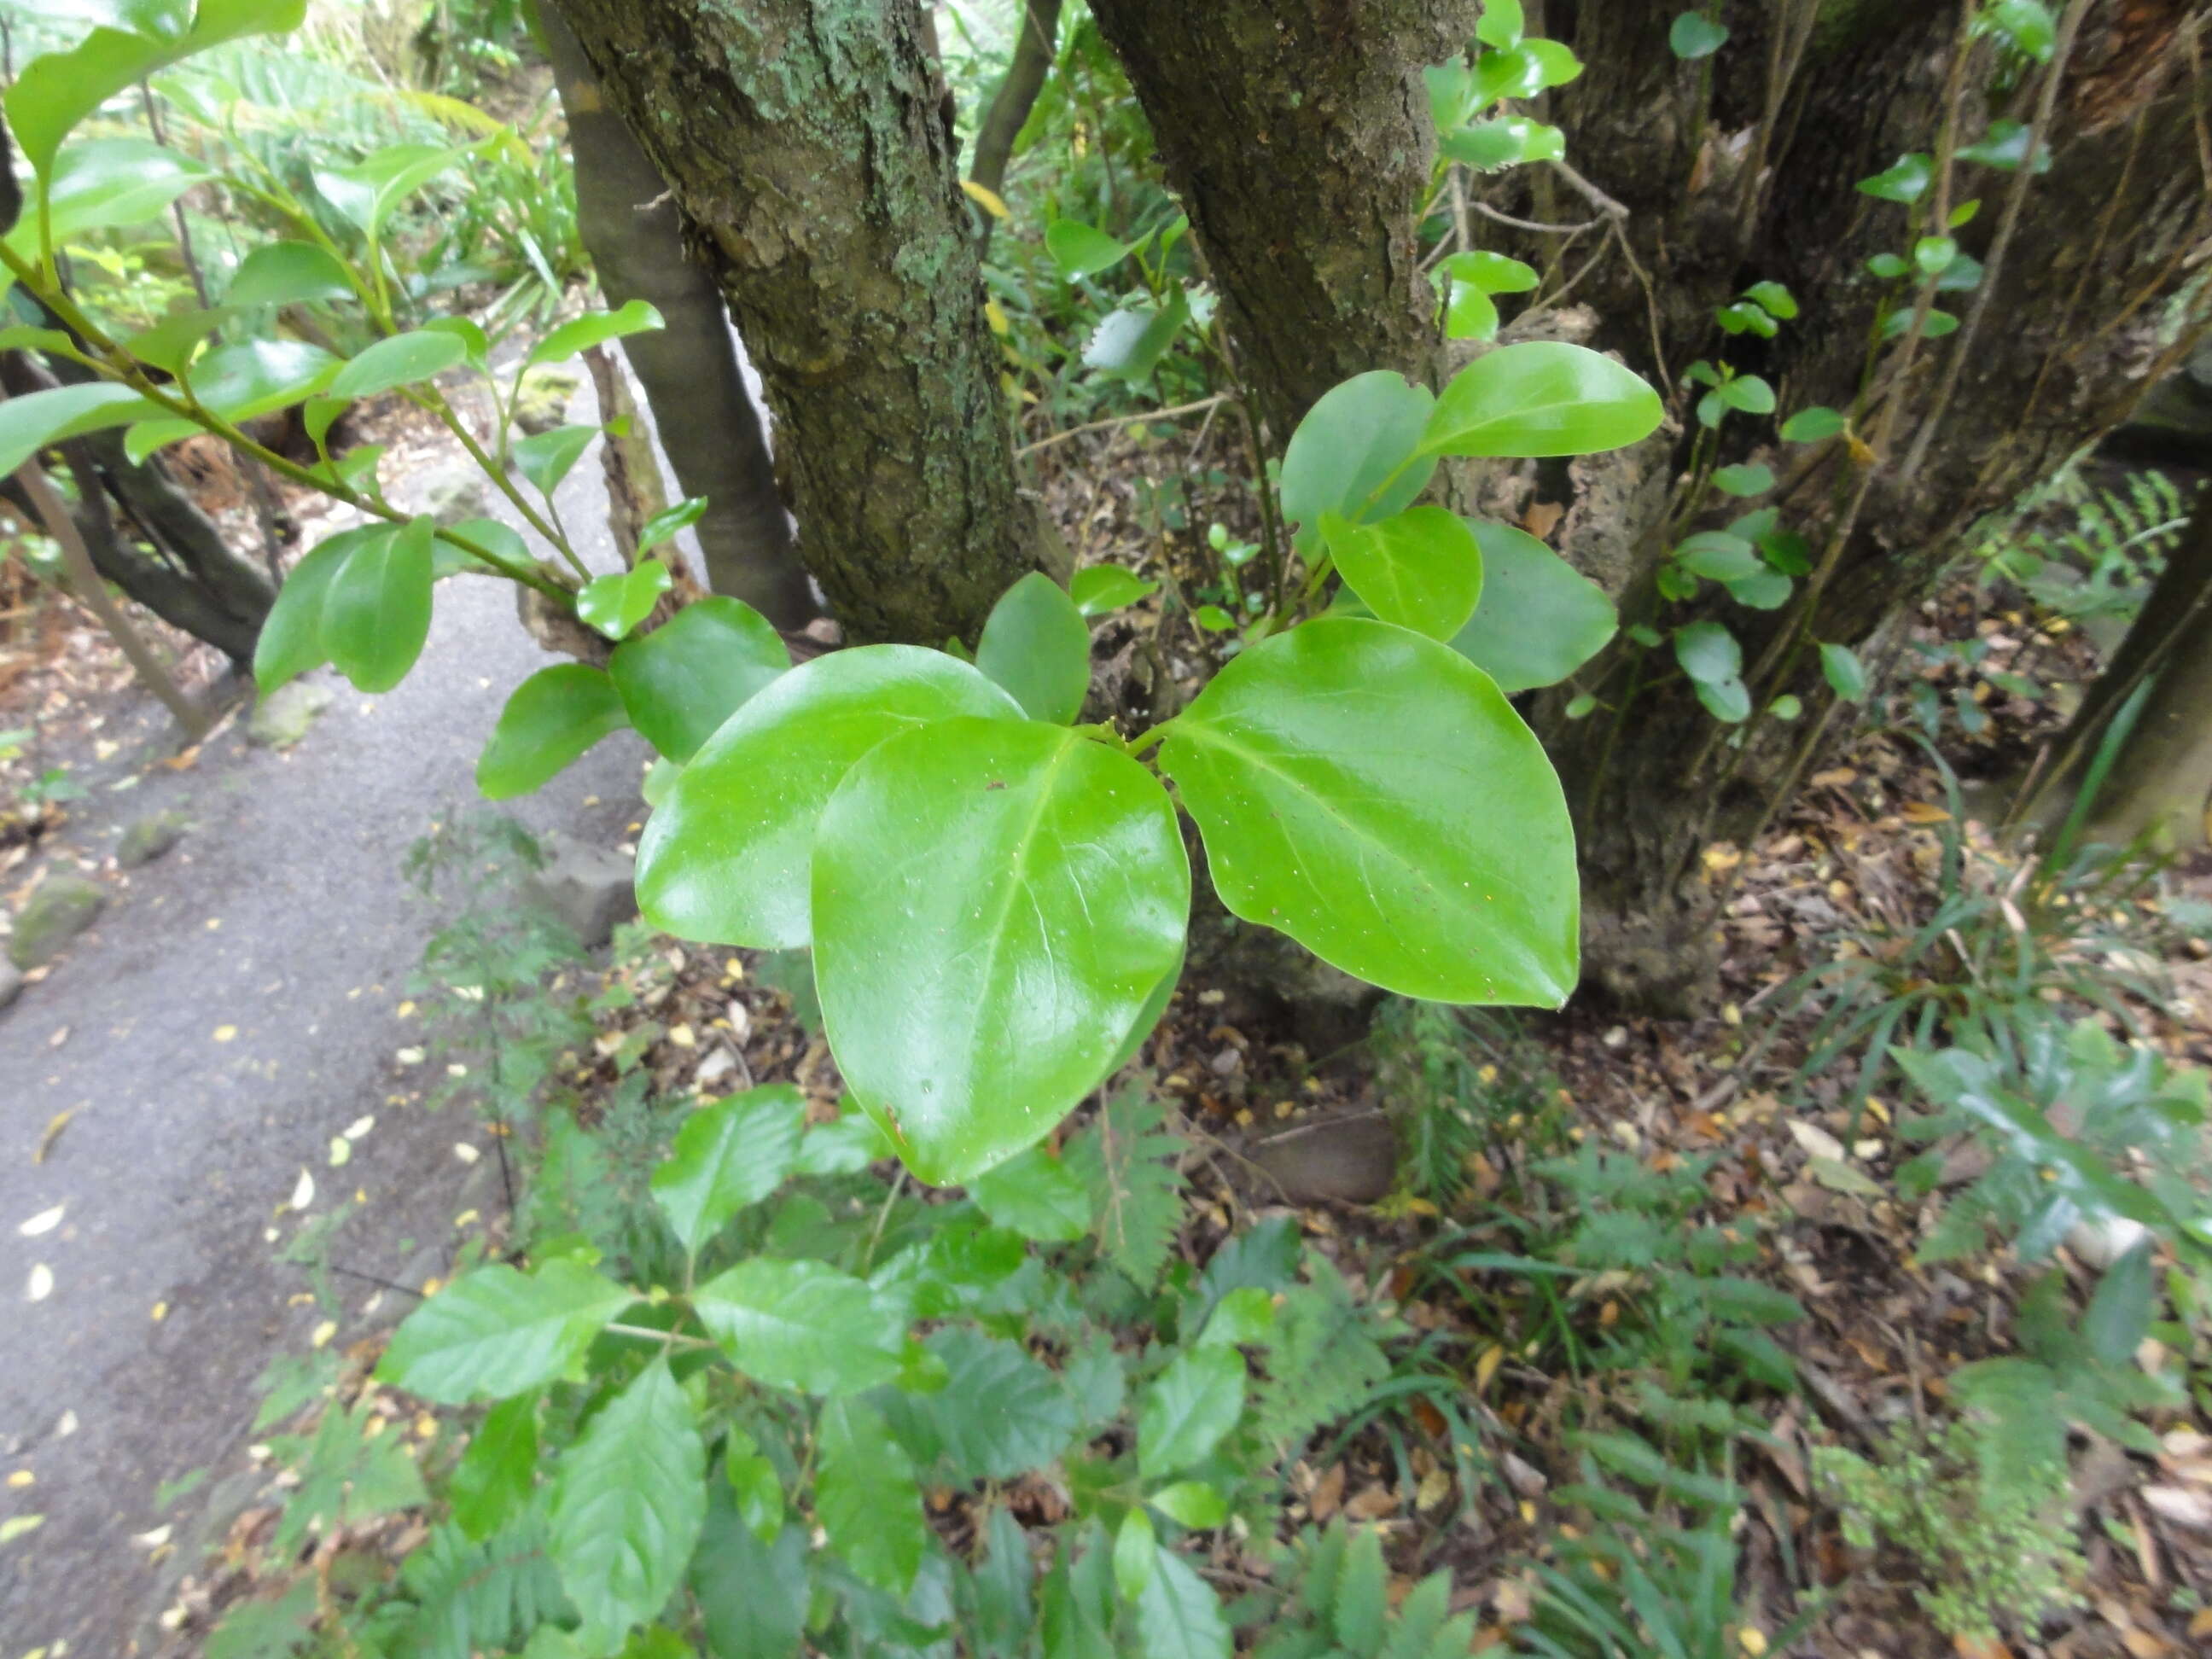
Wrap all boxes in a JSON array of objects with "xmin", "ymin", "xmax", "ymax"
[
  {"xmin": 970, "ymin": 1144, "xmax": 1091, "ymax": 1241},
  {"xmin": 1148, "ymin": 1481, "xmax": 1227, "ymax": 1529},
  {"xmin": 911, "ymin": 1327, "xmax": 1079, "ymax": 1479},
  {"xmin": 1114, "ymin": 1507, "xmax": 1156, "ymax": 1600},
  {"xmin": 379, "ymin": 1260, "xmax": 631, "ymax": 1404},
  {"xmin": 1335, "ymin": 1526, "xmax": 1388, "ymax": 1655},
  {"xmin": 692, "ymin": 1256, "xmax": 904, "ymax": 1394},
  {"xmin": 450, "ymin": 1394, "xmax": 538, "ymax": 1541},
  {"xmin": 651, "ymin": 1084, "xmax": 807, "ymax": 1254},
  {"xmin": 548, "ymin": 1360, "xmax": 705, "ymax": 1651},
  {"xmin": 818, "ymin": 1399, "xmax": 926, "ymax": 1595},
  {"xmin": 1138, "ymin": 1346, "xmax": 1246, "ymax": 1479},
  {"xmin": 1134, "ymin": 1546, "xmax": 1231, "ymax": 1659}
]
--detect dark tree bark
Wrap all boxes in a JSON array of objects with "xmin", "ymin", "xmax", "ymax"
[
  {"xmin": 552, "ymin": 0, "xmax": 1032, "ymax": 645},
  {"xmin": 538, "ymin": 5, "xmax": 817, "ymax": 628},
  {"xmin": 1512, "ymin": 0, "xmax": 2212, "ymax": 1010},
  {"xmin": 1086, "ymin": 0, "xmax": 1480, "ymax": 443}
]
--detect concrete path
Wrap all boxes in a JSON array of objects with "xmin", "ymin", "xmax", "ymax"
[{"xmin": 0, "ymin": 409, "xmax": 658, "ymax": 1655}]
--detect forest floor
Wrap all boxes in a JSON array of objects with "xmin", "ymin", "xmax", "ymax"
[
  {"xmin": 0, "ymin": 377, "xmax": 652, "ymax": 1656},
  {"xmin": 5, "ymin": 390, "xmax": 2212, "ymax": 1659}
]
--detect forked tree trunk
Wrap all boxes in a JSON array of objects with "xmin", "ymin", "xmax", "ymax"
[
  {"xmin": 1086, "ymin": 0, "xmax": 1481, "ymax": 443},
  {"xmin": 538, "ymin": 4, "xmax": 816, "ymax": 627},
  {"xmin": 553, "ymin": 0, "xmax": 1031, "ymax": 645}
]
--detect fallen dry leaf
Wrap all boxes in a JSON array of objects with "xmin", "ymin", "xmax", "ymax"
[
  {"xmin": 25, "ymin": 1264, "xmax": 52, "ymax": 1302},
  {"xmin": 17, "ymin": 1204, "xmax": 63, "ymax": 1237},
  {"xmin": 212, "ymin": 1024, "xmax": 237, "ymax": 1043},
  {"xmin": 34, "ymin": 1108, "xmax": 75, "ymax": 1163}
]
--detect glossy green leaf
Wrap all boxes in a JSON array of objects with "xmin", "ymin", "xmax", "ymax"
[
  {"xmin": 1070, "ymin": 563, "xmax": 1158, "ymax": 617},
  {"xmin": 548, "ymin": 1359, "xmax": 705, "ymax": 1653},
  {"xmin": 1447, "ymin": 521, "xmax": 1615, "ymax": 693},
  {"xmin": 969, "ymin": 1144, "xmax": 1091, "ymax": 1242},
  {"xmin": 1114, "ymin": 1509, "xmax": 1156, "ymax": 1601},
  {"xmin": 1858, "ymin": 153, "xmax": 1932, "ymax": 204},
  {"xmin": 527, "ymin": 299, "xmax": 665, "ymax": 367},
  {"xmin": 0, "ymin": 381, "xmax": 154, "ymax": 478},
  {"xmin": 1046, "ymin": 218, "xmax": 1131, "ymax": 280},
  {"xmin": 13, "ymin": 138, "xmax": 207, "ymax": 249},
  {"xmin": 1278, "ymin": 371, "xmax": 1437, "ymax": 549},
  {"xmin": 1443, "ymin": 282, "xmax": 1499, "ymax": 341},
  {"xmin": 513, "ymin": 422, "xmax": 597, "ymax": 495},
  {"xmin": 1134, "ymin": 1546, "xmax": 1231, "ymax": 1659},
  {"xmin": 1743, "ymin": 280, "xmax": 1797, "ymax": 318},
  {"xmin": 636, "ymin": 495, "xmax": 707, "ymax": 554},
  {"xmin": 1439, "ymin": 248, "xmax": 1539, "ymax": 298},
  {"xmin": 1161, "ymin": 618, "xmax": 1578, "ymax": 1004},
  {"xmin": 1726, "ymin": 567, "xmax": 1792, "ymax": 609},
  {"xmin": 1672, "ymin": 620, "xmax": 1740, "ymax": 684},
  {"xmin": 1694, "ymin": 675, "xmax": 1751, "ymax": 722},
  {"xmin": 450, "ymin": 1395, "xmax": 538, "ymax": 1541},
  {"xmin": 1716, "ymin": 375, "xmax": 1775, "ymax": 415},
  {"xmin": 650, "ymin": 1084, "xmax": 807, "ymax": 1254},
  {"xmin": 1319, "ymin": 505, "xmax": 1484, "ymax": 640},
  {"xmin": 227, "ymin": 239, "xmax": 356, "ymax": 307},
  {"xmin": 1423, "ymin": 341, "xmax": 1662, "ymax": 458},
  {"xmin": 692, "ymin": 1257, "xmax": 904, "ymax": 1394},
  {"xmin": 6, "ymin": 0, "xmax": 306, "ymax": 181},
  {"xmin": 1819, "ymin": 641, "xmax": 1868, "ymax": 701},
  {"xmin": 1779, "ymin": 405, "xmax": 1845, "ymax": 443},
  {"xmin": 1981, "ymin": 0, "xmax": 2058, "ymax": 61},
  {"xmin": 322, "ymin": 513, "xmax": 434, "ymax": 693},
  {"xmin": 1138, "ymin": 1345, "xmax": 1244, "ymax": 1478},
  {"xmin": 442, "ymin": 516, "xmax": 529, "ymax": 573},
  {"xmin": 637, "ymin": 646, "xmax": 1019, "ymax": 948},
  {"xmin": 376, "ymin": 1259, "xmax": 632, "ymax": 1404},
  {"xmin": 976, "ymin": 571, "xmax": 1091, "ymax": 723},
  {"xmin": 1914, "ymin": 235, "xmax": 1959, "ymax": 276},
  {"xmin": 1148, "ymin": 1481, "xmax": 1226, "ymax": 1530},
  {"xmin": 814, "ymin": 718, "xmax": 1189, "ymax": 1185},
  {"xmin": 254, "ymin": 527, "xmax": 380, "ymax": 692},
  {"xmin": 1674, "ymin": 532, "xmax": 1761, "ymax": 581},
  {"xmin": 476, "ymin": 663, "xmax": 629, "ymax": 800},
  {"xmin": 795, "ymin": 1109, "xmax": 895, "ymax": 1176},
  {"xmin": 1959, "ymin": 119, "xmax": 2050, "ymax": 172},
  {"xmin": 1476, "ymin": 0, "xmax": 1523, "ymax": 48},
  {"xmin": 1712, "ymin": 463, "xmax": 1774, "ymax": 497},
  {"xmin": 817, "ymin": 1400, "xmax": 926, "ymax": 1596},
  {"xmin": 1441, "ymin": 115, "xmax": 1564, "ymax": 169},
  {"xmin": 1083, "ymin": 291, "xmax": 1188, "ymax": 383},
  {"xmin": 577, "ymin": 560, "xmax": 673, "ymax": 641},
  {"xmin": 328, "ymin": 329, "xmax": 466, "ymax": 401},
  {"xmin": 608, "ymin": 596, "xmax": 789, "ymax": 763},
  {"xmin": 1471, "ymin": 38, "xmax": 1580, "ymax": 103},
  {"xmin": 120, "ymin": 341, "xmax": 340, "ymax": 466},
  {"xmin": 121, "ymin": 306, "xmax": 236, "ymax": 376},
  {"xmin": 316, "ymin": 142, "xmax": 466, "ymax": 239},
  {"xmin": 1668, "ymin": 11, "xmax": 1729, "ymax": 57}
]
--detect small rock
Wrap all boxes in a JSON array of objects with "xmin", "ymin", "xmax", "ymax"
[
  {"xmin": 9, "ymin": 874, "xmax": 108, "ymax": 970},
  {"xmin": 521, "ymin": 830, "xmax": 637, "ymax": 950},
  {"xmin": 1249, "ymin": 1112, "xmax": 1398, "ymax": 1205},
  {"xmin": 117, "ymin": 809, "xmax": 189, "ymax": 868},
  {"xmin": 2069, "ymin": 1214, "xmax": 2151, "ymax": 1271},
  {"xmin": 248, "ymin": 680, "xmax": 335, "ymax": 749},
  {"xmin": 513, "ymin": 364, "xmax": 582, "ymax": 435},
  {"xmin": 0, "ymin": 960, "xmax": 23, "ymax": 1010},
  {"xmin": 421, "ymin": 466, "xmax": 494, "ymax": 529}
]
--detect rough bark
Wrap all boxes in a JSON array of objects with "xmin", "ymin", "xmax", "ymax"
[
  {"xmin": 552, "ymin": 0, "xmax": 1031, "ymax": 645},
  {"xmin": 538, "ymin": 4, "xmax": 817, "ymax": 627},
  {"xmin": 1086, "ymin": 0, "xmax": 1480, "ymax": 443},
  {"xmin": 1513, "ymin": 0, "xmax": 2212, "ymax": 1010},
  {"xmin": 2037, "ymin": 485, "xmax": 2212, "ymax": 852}
]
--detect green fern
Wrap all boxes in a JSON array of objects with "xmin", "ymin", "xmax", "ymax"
[
  {"xmin": 391, "ymin": 1516, "xmax": 572, "ymax": 1659},
  {"xmin": 1068, "ymin": 1086, "xmax": 1185, "ymax": 1287},
  {"xmin": 1253, "ymin": 1257, "xmax": 1391, "ymax": 1451},
  {"xmin": 1254, "ymin": 1522, "xmax": 1475, "ymax": 1659}
]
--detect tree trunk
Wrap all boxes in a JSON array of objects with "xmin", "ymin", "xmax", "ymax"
[
  {"xmin": 969, "ymin": 0, "xmax": 1063, "ymax": 210},
  {"xmin": 552, "ymin": 0, "xmax": 1032, "ymax": 646},
  {"xmin": 1086, "ymin": 0, "xmax": 1479, "ymax": 444},
  {"xmin": 1514, "ymin": 0, "xmax": 2212, "ymax": 1010},
  {"xmin": 538, "ymin": 4, "xmax": 817, "ymax": 628},
  {"xmin": 2034, "ymin": 484, "xmax": 2212, "ymax": 852}
]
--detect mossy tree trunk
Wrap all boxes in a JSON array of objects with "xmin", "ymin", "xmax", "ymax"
[
  {"xmin": 552, "ymin": 0, "xmax": 1030, "ymax": 645},
  {"xmin": 1086, "ymin": 0, "xmax": 1481, "ymax": 444},
  {"xmin": 1514, "ymin": 0, "xmax": 2212, "ymax": 1010},
  {"xmin": 538, "ymin": 5, "xmax": 816, "ymax": 628}
]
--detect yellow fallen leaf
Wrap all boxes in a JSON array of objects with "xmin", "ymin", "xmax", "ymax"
[
  {"xmin": 205, "ymin": 917, "xmax": 220, "ymax": 930},
  {"xmin": 1739, "ymin": 1630, "xmax": 1768, "ymax": 1657},
  {"xmin": 328, "ymin": 1138, "xmax": 351, "ymax": 1167},
  {"xmin": 212, "ymin": 1024, "xmax": 237, "ymax": 1043},
  {"xmin": 667, "ymin": 1023, "xmax": 696, "ymax": 1049},
  {"xmin": 0, "ymin": 1514, "xmax": 44, "ymax": 1545},
  {"xmin": 1901, "ymin": 800, "xmax": 1952, "ymax": 824},
  {"xmin": 395, "ymin": 1001, "xmax": 416, "ymax": 1018},
  {"xmin": 311, "ymin": 1320, "xmax": 337, "ymax": 1349},
  {"xmin": 25, "ymin": 1265, "xmax": 52, "ymax": 1302},
  {"xmin": 342, "ymin": 1115, "xmax": 375, "ymax": 1140},
  {"xmin": 453, "ymin": 1144, "xmax": 480, "ymax": 1165},
  {"xmin": 33, "ymin": 1108, "xmax": 75, "ymax": 1164},
  {"xmin": 1475, "ymin": 1344, "xmax": 1505, "ymax": 1391},
  {"xmin": 960, "ymin": 178, "xmax": 1010, "ymax": 220},
  {"xmin": 5, "ymin": 1471, "xmax": 32, "ymax": 1488},
  {"xmin": 150, "ymin": 1301, "xmax": 166, "ymax": 1323},
  {"xmin": 17, "ymin": 1204, "xmax": 63, "ymax": 1237},
  {"xmin": 288, "ymin": 1169, "xmax": 315, "ymax": 1211}
]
